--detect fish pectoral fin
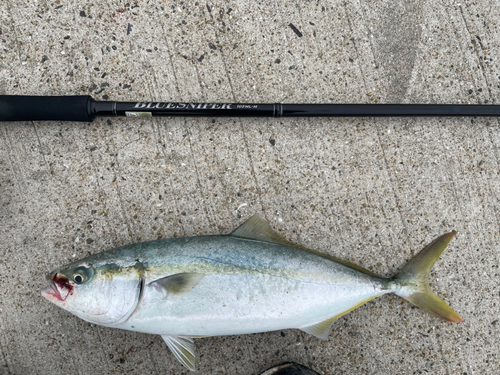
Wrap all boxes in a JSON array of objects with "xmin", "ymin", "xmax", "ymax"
[
  {"xmin": 162, "ymin": 335, "xmax": 196, "ymax": 372},
  {"xmin": 301, "ymin": 296, "xmax": 377, "ymax": 340},
  {"xmin": 151, "ymin": 273, "xmax": 205, "ymax": 301}
]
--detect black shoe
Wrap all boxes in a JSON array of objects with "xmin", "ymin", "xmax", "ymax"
[{"xmin": 260, "ymin": 362, "xmax": 321, "ymax": 375}]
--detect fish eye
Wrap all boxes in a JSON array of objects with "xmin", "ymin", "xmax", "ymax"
[{"xmin": 72, "ymin": 267, "xmax": 90, "ymax": 284}]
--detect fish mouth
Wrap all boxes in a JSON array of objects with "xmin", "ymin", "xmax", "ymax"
[{"xmin": 41, "ymin": 274, "xmax": 73, "ymax": 302}]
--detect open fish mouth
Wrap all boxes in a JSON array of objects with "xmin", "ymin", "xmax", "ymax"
[{"xmin": 41, "ymin": 274, "xmax": 73, "ymax": 302}]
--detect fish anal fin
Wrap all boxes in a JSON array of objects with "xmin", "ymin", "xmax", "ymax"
[
  {"xmin": 300, "ymin": 316, "xmax": 337, "ymax": 340},
  {"xmin": 231, "ymin": 214, "xmax": 379, "ymax": 277},
  {"xmin": 161, "ymin": 335, "xmax": 196, "ymax": 371},
  {"xmin": 151, "ymin": 273, "xmax": 205, "ymax": 301},
  {"xmin": 300, "ymin": 296, "xmax": 377, "ymax": 340}
]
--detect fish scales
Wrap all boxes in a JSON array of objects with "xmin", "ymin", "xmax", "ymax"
[
  {"xmin": 117, "ymin": 235, "xmax": 387, "ymax": 336},
  {"xmin": 139, "ymin": 236, "xmax": 374, "ymax": 283}
]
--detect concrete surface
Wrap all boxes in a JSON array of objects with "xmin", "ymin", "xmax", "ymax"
[{"xmin": 0, "ymin": 1, "xmax": 499, "ymax": 374}]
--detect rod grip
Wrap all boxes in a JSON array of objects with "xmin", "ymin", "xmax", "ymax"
[{"xmin": 0, "ymin": 95, "xmax": 94, "ymax": 122}]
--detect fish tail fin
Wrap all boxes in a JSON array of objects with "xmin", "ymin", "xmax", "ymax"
[{"xmin": 392, "ymin": 231, "xmax": 463, "ymax": 323}]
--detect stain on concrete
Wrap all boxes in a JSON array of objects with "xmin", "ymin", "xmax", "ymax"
[{"xmin": 371, "ymin": 0, "xmax": 423, "ymax": 102}]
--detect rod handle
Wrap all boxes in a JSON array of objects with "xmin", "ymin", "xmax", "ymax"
[{"xmin": 0, "ymin": 95, "xmax": 94, "ymax": 122}]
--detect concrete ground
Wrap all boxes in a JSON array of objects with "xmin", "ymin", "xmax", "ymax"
[{"xmin": 1, "ymin": 1, "xmax": 499, "ymax": 374}]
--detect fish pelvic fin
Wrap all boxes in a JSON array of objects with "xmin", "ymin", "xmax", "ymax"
[
  {"xmin": 162, "ymin": 335, "xmax": 196, "ymax": 371},
  {"xmin": 393, "ymin": 231, "xmax": 463, "ymax": 323}
]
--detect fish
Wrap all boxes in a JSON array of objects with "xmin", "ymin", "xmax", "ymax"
[{"xmin": 41, "ymin": 214, "xmax": 462, "ymax": 371}]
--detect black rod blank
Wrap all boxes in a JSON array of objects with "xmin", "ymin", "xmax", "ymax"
[{"xmin": 1, "ymin": 95, "xmax": 500, "ymax": 122}]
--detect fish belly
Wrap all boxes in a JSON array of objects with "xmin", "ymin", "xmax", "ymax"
[{"xmin": 119, "ymin": 273, "xmax": 382, "ymax": 336}]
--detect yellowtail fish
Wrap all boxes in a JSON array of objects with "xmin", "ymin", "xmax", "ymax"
[{"xmin": 41, "ymin": 214, "xmax": 462, "ymax": 371}]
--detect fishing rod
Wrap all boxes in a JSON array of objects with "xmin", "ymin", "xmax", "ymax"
[{"xmin": 2, "ymin": 95, "xmax": 500, "ymax": 122}]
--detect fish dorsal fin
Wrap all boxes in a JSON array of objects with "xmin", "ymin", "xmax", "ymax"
[
  {"xmin": 230, "ymin": 213, "xmax": 293, "ymax": 246},
  {"xmin": 298, "ymin": 248, "xmax": 379, "ymax": 277},
  {"xmin": 162, "ymin": 335, "xmax": 196, "ymax": 371},
  {"xmin": 151, "ymin": 273, "xmax": 205, "ymax": 301},
  {"xmin": 231, "ymin": 214, "xmax": 378, "ymax": 277},
  {"xmin": 300, "ymin": 296, "xmax": 377, "ymax": 339}
]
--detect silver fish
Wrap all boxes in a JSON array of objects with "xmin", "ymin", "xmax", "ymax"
[{"xmin": 41, "ymin": 214, "xmax": 462, "ymax": 371}]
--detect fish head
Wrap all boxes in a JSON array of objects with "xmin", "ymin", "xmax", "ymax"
[{"xmin": 41, "ymin": 256, "xmax": 144, "ymax": 326}]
